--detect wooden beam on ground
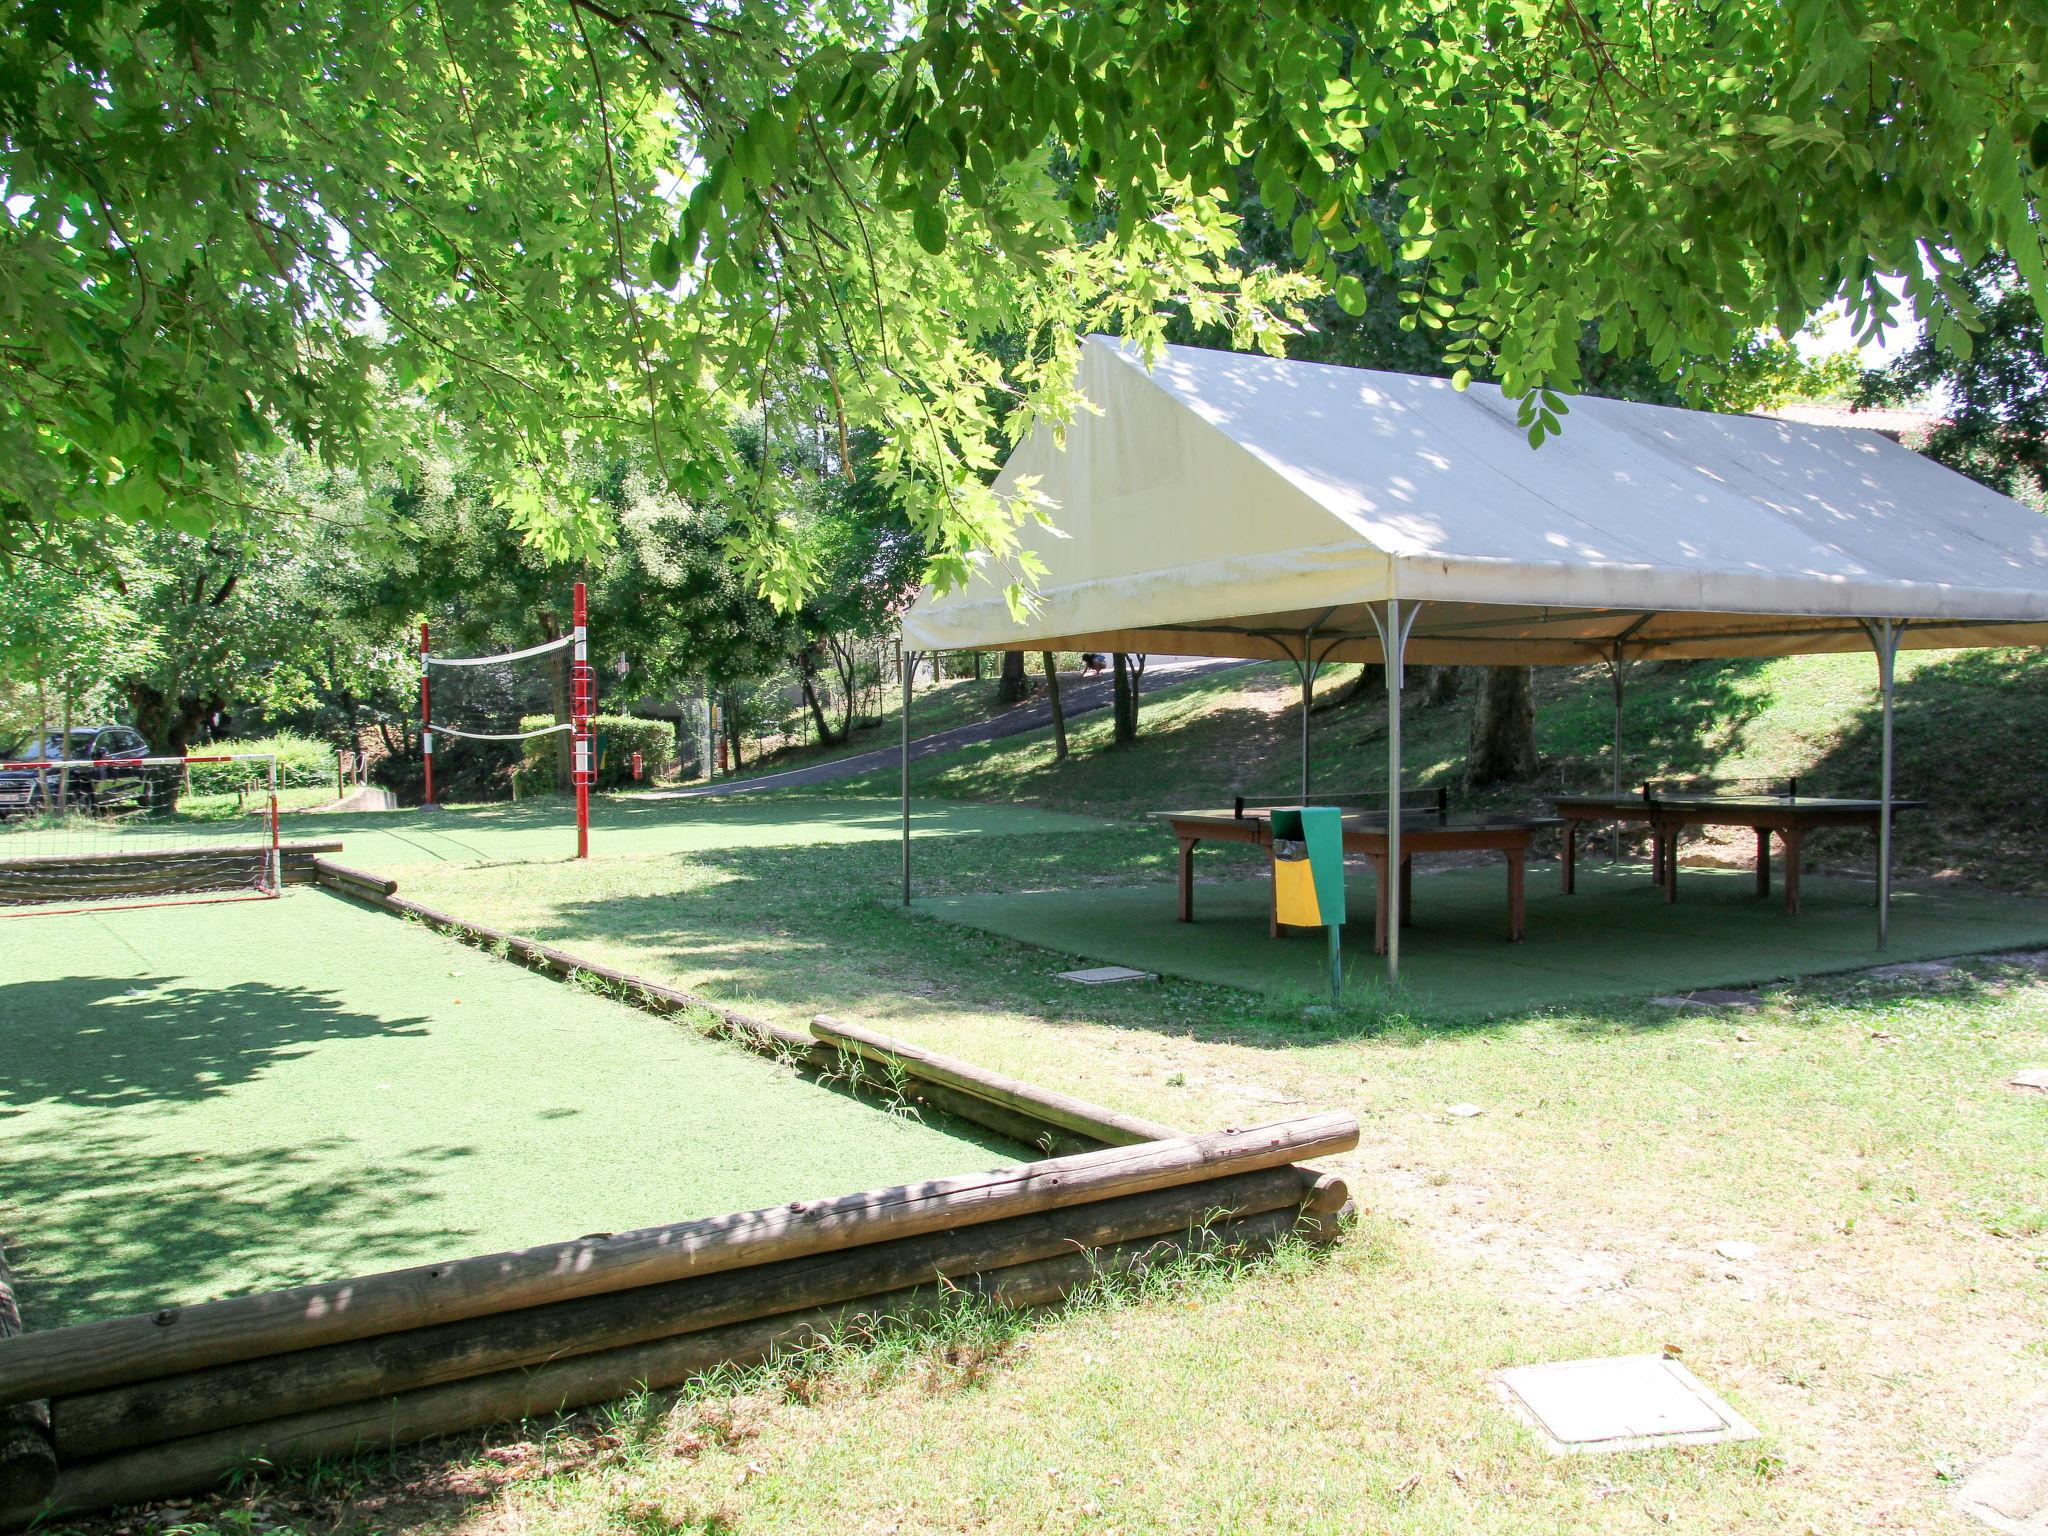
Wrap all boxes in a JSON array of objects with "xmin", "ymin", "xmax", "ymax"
[
  {"xmin": 811, "ymin": 1015, "xmax": 1180, "ymax": 1148},
  {"xmin": 52, "ymin": 1168, "xmax": 1314, "ymax": 1458},
  {"xmin": 0, "ymin": 1248, "xmax": 55, "ymax": 1509},
  {"xmin": 0, "ymin": 1114, "xmax": 1358, "ymax": 1405},
  {"xmin": 9, "ymin": 1210, "xmax": 1299, "ymax": 1527}
]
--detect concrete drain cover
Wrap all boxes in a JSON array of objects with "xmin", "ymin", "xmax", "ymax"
[
  {"xmin": 2010, "ymin": 1069, "xmax": 2048, "ymax": 1094},
  {"xmin": 1496, "ymin": 1355, "xmax": 1758, "ymax": 1455},
  {"xmin": 1868, "ymin": 959, "xmax": 1957, "ymax": 981},
  {"xmin": 1649, "ymin": 990, "xmax": 1763, "ymax": 1011},
  {"xmin": 1058, "ymin": 965, "xmax": 1155, "ymax": 985},
  {"xmin": 1957, "ymin": 1409, "xmax": 2048, "ymax": 1535}
]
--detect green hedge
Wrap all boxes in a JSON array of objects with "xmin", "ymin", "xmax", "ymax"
[
  {"xmin": 516, "ymin": 714, "xmax": 675, "ymax": 793},
  {"xmin": 187, "ymin": 732, "xmax": 336, "ymax": 794}
]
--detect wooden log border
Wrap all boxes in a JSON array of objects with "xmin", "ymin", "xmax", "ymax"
[{"xmin": 0, "ymin": 860, "xmax": 1360, "ymax": 1528}]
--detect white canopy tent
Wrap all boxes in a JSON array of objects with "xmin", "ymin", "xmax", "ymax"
[{"xmin": 899, "ymin": 337, "xmax": 2048, "ymax": 979}]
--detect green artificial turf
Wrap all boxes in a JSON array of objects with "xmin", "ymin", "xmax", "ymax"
[
  {"xmin": 925, "ymin": 860, "xmax": 2048, "ymax": 1018},
  {"xmin": 0, "ymin": 888, "xmax": 1017, "ymax": 1330}
]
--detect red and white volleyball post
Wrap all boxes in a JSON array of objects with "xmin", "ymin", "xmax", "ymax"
[{"xmin": 571, "ymin": 580, "xmax": 593, "ymax": 859}]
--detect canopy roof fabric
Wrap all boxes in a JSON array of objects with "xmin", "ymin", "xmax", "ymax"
[{"xmin": 902, "ymin": 337, "xmax": 2048, "ymax": 664}]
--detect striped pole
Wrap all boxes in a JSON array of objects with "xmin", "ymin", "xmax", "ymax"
[{"xmin": 572, "ymin": 582, "xmax": 592, "ymax": 859}]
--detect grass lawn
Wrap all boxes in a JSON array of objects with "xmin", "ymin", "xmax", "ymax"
[
  {"xmin": 0, "ymin": 887, "xmax": 1016, "ymax": 1330},
  {"xmin": 18, "ymin": 643, "xmax": 2048, "ymax": 1534},
  {"xmin": 203, "ymin": 790, "xmax": 2044, "ymax": 1536}
]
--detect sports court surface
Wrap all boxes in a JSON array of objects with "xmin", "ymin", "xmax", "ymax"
[
  {"xmin": 926, "ymin": 862, "xmax": 2048, "ymax": 1015},
  {"xmin": 0, "ymin": 887, "xmax": 1015, "ymax": 1330}
]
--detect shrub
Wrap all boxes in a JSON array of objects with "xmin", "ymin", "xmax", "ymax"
[
  {"xmin": 187, "ymin": 731, "xmax": 336, "ymax": 795},
  {"xmin": 516, "ymin": 713, "xmax": 676, "ymax": 793}
]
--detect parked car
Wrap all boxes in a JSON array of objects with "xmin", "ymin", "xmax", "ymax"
[{"xmin": 0, "ymin": 726, "xmax": 162, "ymax": 818}]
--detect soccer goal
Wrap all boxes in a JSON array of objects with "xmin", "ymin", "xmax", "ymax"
[
  {"xmin": 0, "ymin": 753, "xmax": 282, "ymax": 915},
  {"xmin": 421, "ymin": 580, "xmax": 593, "ymax": 856}
]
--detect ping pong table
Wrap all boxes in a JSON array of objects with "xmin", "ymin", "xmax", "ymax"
[
  {"xmin": 1156, "ymin": 803, "xmax": 1561, "ymax": 953},
  {"xmin": 1554, "ymin": 782, "xmax": 1924, "ymax": 914}
]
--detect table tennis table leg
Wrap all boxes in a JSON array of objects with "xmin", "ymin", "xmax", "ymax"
[
  {"xmin": 1368, "ymin": 853, "xmax": 1390, "ymax": 955},
  {"xmin": 1661, "ymin": 821, "xmax": 1679, "ymax": 903},
  {"xmin": 1399, "ymin": 855, "xmax": 1413, "ymax": 929},
  {"xmin": 1176, "ymin": 837, "xmax": 1198, "ymax": 923},
  {"xmin": 1562, "ymin": 820, "xmax": 1577, "ymax": 893},
  {"xmin": 1650, "ymin": 826, "xmax": 1667, "ymax": 887},
  {"xmin": 1783, "ymin": 830, "xmax": 1802, "ymax": 915},
  {"xmin": 1755, "ymin": 827, "xmax": 1772, "ymax": 897},
  {"xmin": 1507, "ymin": 849, "xmax": 1527, "ymax": 941}
]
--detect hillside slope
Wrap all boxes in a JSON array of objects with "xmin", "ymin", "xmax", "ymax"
[{"xmin": 830, "ymin": 647, "xmax": 2048, "ymax": 893}]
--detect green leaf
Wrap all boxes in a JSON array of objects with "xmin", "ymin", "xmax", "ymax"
[
  {"xmin": 2032, "ymin": 119, "xmax": 2048, "ymax": 171},
  {"xmin": 650, "ymin": 237, "xmax": 681, "ymax": 290},
  {"xmin": 912, "ymin": 201, "xmax": 948, "ymax": 255},
  {"xmin": 1334, "ymin": 274, "xmax": 1367, "ymax": 315}
]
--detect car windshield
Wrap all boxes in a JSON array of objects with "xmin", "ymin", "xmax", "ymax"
[{"xmin": 1, "ymin": 731, "xmax": 99, "ymax": 762}]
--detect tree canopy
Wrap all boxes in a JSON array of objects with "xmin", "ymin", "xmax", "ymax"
[
  {"xmin": 6, "ymin": 0, "xmax": 2044, "ymax": 603},
  {"xmin": 1863, "ymin": 253, "xmax": 2048, "ymax": 507}
]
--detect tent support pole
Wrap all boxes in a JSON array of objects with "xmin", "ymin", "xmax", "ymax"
[
  {"xmin": 1369, "ymin": 600, "xmax": 1423, "ymax": 986},
  {"xmin": 1859, "ymin": 619, "xmax": 1905, "ymax": 948},
  {"xmin": 1299, "ymin": 627, "xmax": 1316, "ymax": 804},
  {"xmin": 1607, "ymin": 646, "xmax": 1633, "ymax": 863},
  {"xmin": 900, "ymin": 645, "xmax": 912, "ymax": 907}
]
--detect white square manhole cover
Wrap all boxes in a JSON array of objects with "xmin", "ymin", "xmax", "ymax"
[
  {"xmin": 1057, "ymin": 965, "xmax": 1155, "ymax": 985},
  {"xmin": 1496, "ymin": 1355, "xmax": 1758, "ymax": 1455}
]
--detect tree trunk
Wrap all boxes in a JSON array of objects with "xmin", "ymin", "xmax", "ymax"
[
  {"xmin": 996, "ymin": 650, "xmax": 1028, "ymax": 705},
  {"xmin": 1111, "ymin": 654, "xmax": 1138, "ymax": 747},
  {"xmin": 1042, "ymin": 653, "xmax": 1068, "ymax": 761},
  {"xmin": 1467, "ymin": 666, "xmax": 1539, "ymax": 786},
  {"xmin": 1425, "ymin": 665, "xmax": 1463, "ymax": 707},
  {"xmin": 826, "ymin": 637, "xmax": 858, "ymax": 741},
  {"xmin": 797, "ymin": 651, "xmax": 843, "ymax": 746},
  {"xmin": 1311, "ymin": 663, "xmax": 1383, "ymax": 713}
]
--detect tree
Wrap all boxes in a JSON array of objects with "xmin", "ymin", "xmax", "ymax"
[
  {"xmin": 1468, "ymin": 666, "xmax": 1540, "ymax": 787},
  {"xmin": 1861, "ymin": 253, "xmax": 2048, "ymax": 508},
  {"xmin": 1111, "ymin": 653, "xmax": 1147, "ymax": 747},
  {"xmin": 1042, "ymin": 653, "xmax": 1069, "ymax": 761},
  {"xmin": 7, "ymin": 0, "xmax": 2040, "ymax": 600},
  {"xmin": 996, "ymin": 651, "xmax": 1029, "ymax": 706}
]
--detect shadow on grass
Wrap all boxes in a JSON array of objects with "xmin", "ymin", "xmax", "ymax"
[
  {"xmin": 0, "ymin": 1131, "xmax": 470, "ymax": 1328},
  {"xmin": 1808, "ymin": 648, "xmax": 2048, "ymax": 891},
  {"xmin": 503, "ymin": 816, "xmax": 2048, "ymax": 1054},
  {"xmin": 0, "ymin": 975, "xmax": 431, "ymax": 1111}
]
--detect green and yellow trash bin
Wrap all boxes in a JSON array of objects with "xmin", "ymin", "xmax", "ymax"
[{"xmin": 1269, "ymin": 806, "xmax": 1347, "ymax": 1002}]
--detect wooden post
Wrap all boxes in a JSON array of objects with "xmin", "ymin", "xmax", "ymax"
[{"xmin": 0, "ymin": 1246, "xmax": 56, "ymax": 1510}]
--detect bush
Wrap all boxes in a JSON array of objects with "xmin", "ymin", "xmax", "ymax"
[
  {"xmin": 516, "ymin": 714, "xmax": 675, "ymax": 794},
  {"xmin": 187, "ymin": 731, "xmax": 336, "ymax": 795}
]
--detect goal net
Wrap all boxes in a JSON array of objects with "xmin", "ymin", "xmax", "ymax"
[
  {"xmin": 0, "ymin": 753, "xmax": 281, "ymax": 915},
  {"xmin": 420, "ymin": 632, "xmax": 575, "ymax": 799},
  {"xmin": 421, "ymin": 582, "xmax": 593, "ymax": 856}
]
